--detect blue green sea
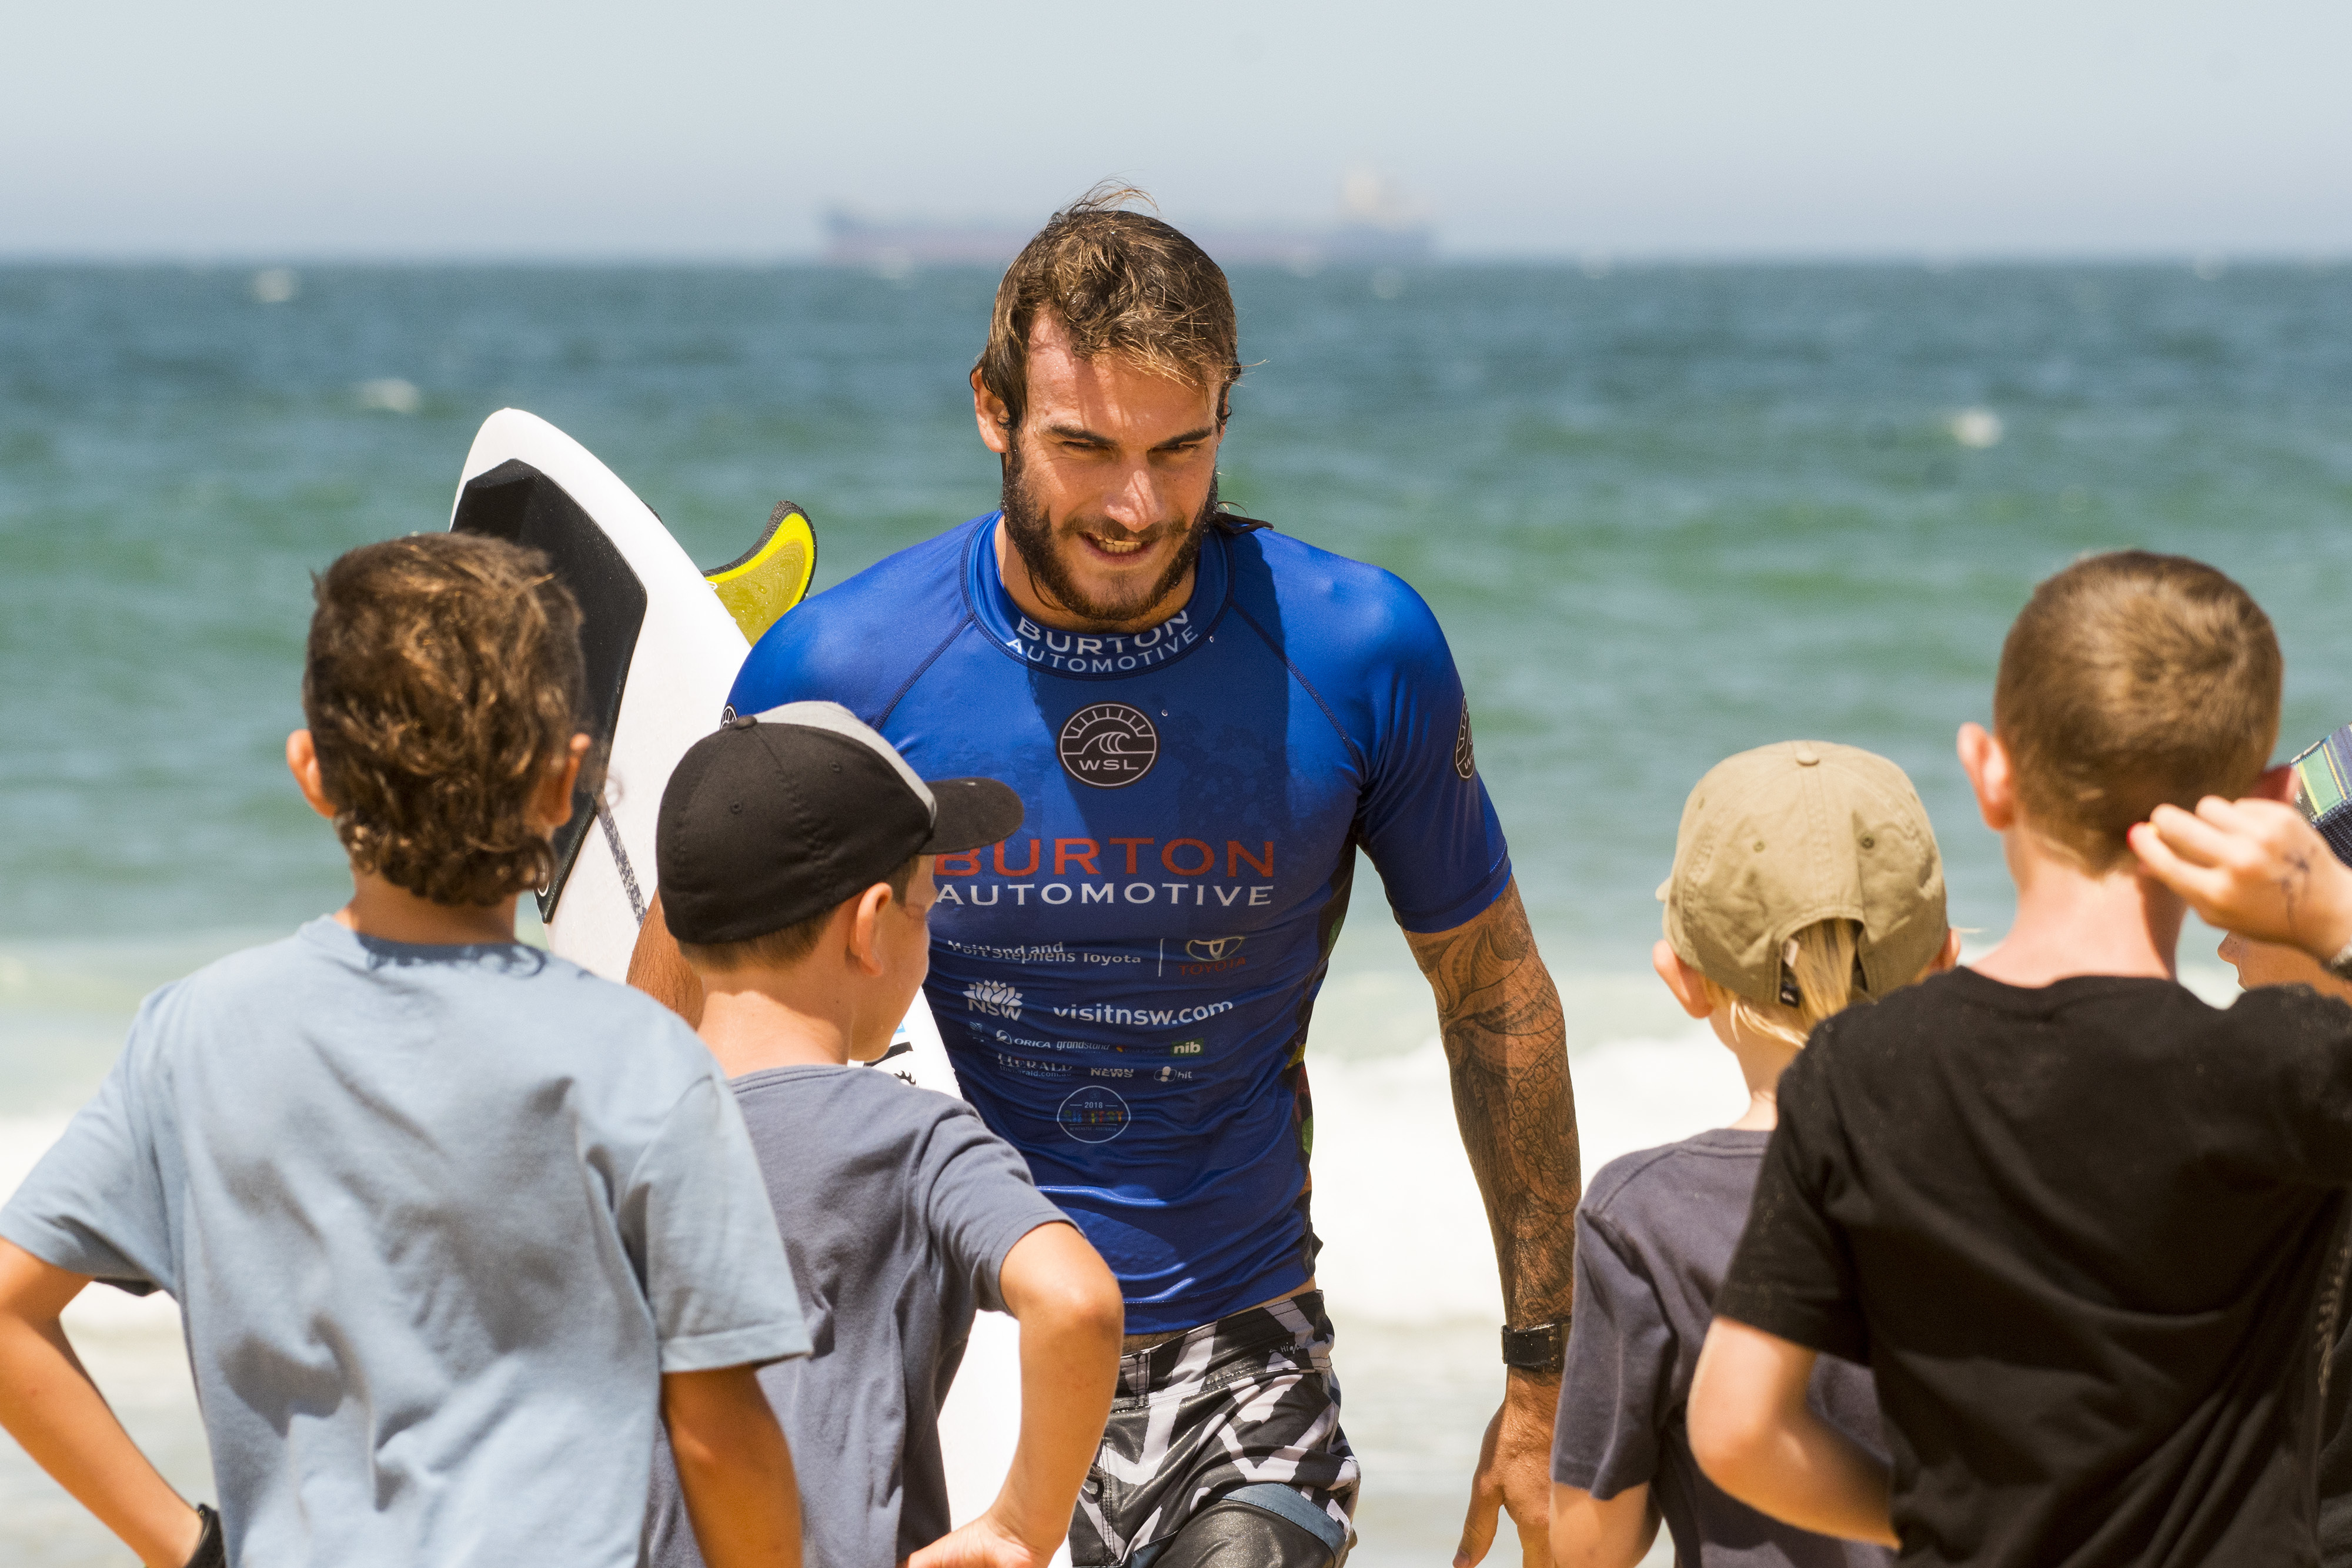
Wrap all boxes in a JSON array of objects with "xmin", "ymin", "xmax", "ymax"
[{"xmin": 4, "ymin": 259, "xmax": 2348, "ymax": 1563}]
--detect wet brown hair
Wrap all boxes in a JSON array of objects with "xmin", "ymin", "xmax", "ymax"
[
  {"xmin": 303, "ymin": 533, "xmax": 590, "ymax": 905},
  {"xmin": 677, "ymin": 855, "xmax": 921, "ymax": 973},
  {"xmin": 1994, "ymin": 550, "xmax": 2280, "ymax": 871},
  {"xmin": 975, "ymin": 183, "xmax": 1243, "ymax": 435}
]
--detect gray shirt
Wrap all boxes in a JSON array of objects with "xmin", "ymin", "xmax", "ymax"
[
  {"xmin": 646, "ymin": 1064, "xmax": 1070, "ymax": 1568},
  {"xmin": 1552, "ymin": 1129, "xmax": 1889, "ymax": 1568},
  {"xmin": 0, "ymin": 919, "xmax": 807, "ymax": 1568}
]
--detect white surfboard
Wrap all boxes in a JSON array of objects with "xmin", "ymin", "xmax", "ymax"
[{"xmin": 448, "ymin": 409, "xmax": 1053, "ymax": 1557}]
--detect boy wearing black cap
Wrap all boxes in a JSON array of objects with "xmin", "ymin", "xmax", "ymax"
[{"xmin": 644, "ymin": 701, "xmax": 1125, "ymax": 1568}]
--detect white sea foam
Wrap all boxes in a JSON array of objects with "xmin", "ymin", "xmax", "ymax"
[{"xmin": 1311, "ymin": 1024, "xmax": 1743, "ymax": 1325}]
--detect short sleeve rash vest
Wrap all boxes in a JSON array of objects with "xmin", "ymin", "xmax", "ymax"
[{"xmin": 728, "ymin": 515, "xmax": 1512, "ymax": 1332}]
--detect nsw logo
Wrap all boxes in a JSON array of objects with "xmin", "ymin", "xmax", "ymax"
[
  {"xmin": 963, "ymin": 979, "xmax": 1024, "ymax": 1019},
  {"xmin": 1057, "ymin": 703, "xmax": 1159, "ymax": 788},
  {"xmin": 1455, "ymin": 701, "xmax": 1476, "ymax": 781}
]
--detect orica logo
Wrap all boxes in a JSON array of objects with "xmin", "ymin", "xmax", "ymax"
[{"xmin": 964, "ymin": 979, "xmax": 1024, "ymax": 1019}]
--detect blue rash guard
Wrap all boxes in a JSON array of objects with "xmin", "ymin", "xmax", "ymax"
[{"xmin": 727, "ymin": 514, "xmax": 1512, "ymax": 1333}]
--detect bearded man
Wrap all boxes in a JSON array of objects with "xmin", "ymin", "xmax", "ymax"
[{"xmin": 631, "ymin": 190, "xmax": 1579, "ymax": 1568}]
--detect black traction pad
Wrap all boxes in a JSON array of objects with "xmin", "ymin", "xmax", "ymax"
[{"xmin": 451, "ymin": 458, "xmax": 647, "ymax": 921}]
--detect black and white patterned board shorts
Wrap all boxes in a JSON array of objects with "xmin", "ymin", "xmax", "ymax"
[{"xmin": 1071, "ymin": 1290, "xmax": 1359, "ymax": 1567}]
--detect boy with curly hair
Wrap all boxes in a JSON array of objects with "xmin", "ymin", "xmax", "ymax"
[{"xmin": 0, "ymin": 534, "xmax": 809, "ymax": 1568}]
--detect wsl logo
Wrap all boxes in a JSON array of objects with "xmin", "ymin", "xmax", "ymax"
[{"xmin": 1057, "ymin": 703, "xmax": 1160, "ymax": 788}]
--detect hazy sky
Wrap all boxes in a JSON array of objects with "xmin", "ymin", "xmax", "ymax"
[{"xmin": 4, "ymin": 0, "xmax": 2346, "ymax": 258}]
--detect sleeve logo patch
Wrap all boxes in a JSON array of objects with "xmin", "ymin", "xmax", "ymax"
[
  {"xmin": 1455, "ymin": 702, "xmax": 1476, "ymax": 780},
  {"xmin": 1057, "ymin": 703, "xmax": 1160, "ymax": 788},
  {"xmin": 1058, "ymin": 1085, "xmax": 1131, "ymax": 1143}
]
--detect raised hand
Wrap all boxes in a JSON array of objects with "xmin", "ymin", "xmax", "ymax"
[{"xmin": 2130, "ymin": 797, "xmax": 2352, "ymax": 961}]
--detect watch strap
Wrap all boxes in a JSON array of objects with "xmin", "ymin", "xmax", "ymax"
[
  {"xmin": 1501, "ymin": 1319, "xmax": 1568, "ymax": 1374},
  {"xmin": 188, "ymin": 1504, "xmax": 226, "ymax": 1568}
]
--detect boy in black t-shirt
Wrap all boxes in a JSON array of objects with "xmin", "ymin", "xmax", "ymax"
[{"xmin": 1686, "ymin": 552, "xmax": 2352, "ymax": 1568}]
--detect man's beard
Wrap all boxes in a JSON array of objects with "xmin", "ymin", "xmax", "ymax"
[{"xmin": 1001, "ymin": 444, "xmax": 1217, "ymax": 630}]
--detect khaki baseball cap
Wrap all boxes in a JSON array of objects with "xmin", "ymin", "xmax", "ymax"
[{"xmin": 1659, "ymin": 740, "xmax": 1947, "ymax": 1008}]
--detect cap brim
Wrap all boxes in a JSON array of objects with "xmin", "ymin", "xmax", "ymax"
[{"xmin": 921, "ymin": 777, "xmax": 1025, "ymax": 854}]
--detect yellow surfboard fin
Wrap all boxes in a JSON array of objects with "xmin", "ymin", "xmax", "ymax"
[{"xmin": 704, "ymin": 500, "xmax": 818, "ymax": 645}]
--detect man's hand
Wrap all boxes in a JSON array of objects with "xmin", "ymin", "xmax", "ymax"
[
  {"xmin": 2130, "ymin": 795, "xmax": 2352, "ymax": 962},
  {"xmin": 1457, "ymin": 1370, "xmax": 1559, "ymax": 1568},
  {"xmin": 1404, "ymin": 883, "xmax": 1578, "ymax": 1568}
]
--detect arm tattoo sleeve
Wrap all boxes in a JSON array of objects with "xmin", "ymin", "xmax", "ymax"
[{"xmin": 1404, "ymin": 880, "xmax": 1580, "ymax": 1325}]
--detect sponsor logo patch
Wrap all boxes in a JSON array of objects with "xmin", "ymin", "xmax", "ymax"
[
  {"xmin": 1185, "ymin": 936, "xmax": 1245, "ymax": 962},
  {"xmin": 1172, "ymin": 1039, "xmax": 1204, "ymax": 1056},
  {"xmin": 1057, "ymin": 703, "xmax": 1160, "ymax": 788},
  {"xmin": 963, "ymin": 979, "xmax": 1024, "ymax": 1019},
  {"xmin": 1058, "ymin": 1084, "xmax": 1130, "ymax": 1143},
  {"xmin": 1455, "ymin": 701, "xmax": 1476, "ymax": 780}
]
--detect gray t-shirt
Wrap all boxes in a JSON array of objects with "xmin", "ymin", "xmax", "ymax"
[
  {"xmin": 1552, "ymin": 1129, "xmax": 1889, "ymax": 1568},
  {"xmin": 646, "ymin": 1064, "xmax": 1070, "ymax": 1568},
  {"xmin": 0, "ymin": 919, "xmax": 808, "ymax": 1568}
]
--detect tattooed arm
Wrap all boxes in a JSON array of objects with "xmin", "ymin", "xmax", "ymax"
[{"xmin": 1405, "ymin": 880, "xmax": 1579, "ymax": 1568}]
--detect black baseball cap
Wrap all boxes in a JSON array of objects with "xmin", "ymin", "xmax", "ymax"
[{"xmin": 657, "ymin": 701, "xmax": 1024, "ymax": 945}]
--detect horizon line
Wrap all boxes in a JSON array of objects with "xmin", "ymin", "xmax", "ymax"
[{"xmin": 1, "ymin": 249, "xmax": 2345, "ymax": 270}]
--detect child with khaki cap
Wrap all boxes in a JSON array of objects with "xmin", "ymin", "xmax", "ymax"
[{"xmin": 1549, "ymin": 740, "xmax": 1957, "ymax": 1568}]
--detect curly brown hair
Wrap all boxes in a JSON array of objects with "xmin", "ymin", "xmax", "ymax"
[
  {"xmin": 975, "ymin": 183, "xmax": 1243, "ymax": 434},
  {"xmin": 303, "ymin": 533, "xmax": 590, "ymax": 906}
]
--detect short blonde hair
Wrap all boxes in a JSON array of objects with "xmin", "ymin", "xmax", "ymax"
[{"xmin": 1700, "ymin": 917, "xmax": 1865, "ymax": 1051}]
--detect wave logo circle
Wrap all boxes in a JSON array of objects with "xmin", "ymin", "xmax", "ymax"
[
  {"xmin": 1057, "ymin": 703, "xmax": 1160, "ymax": 788},
  {"xmin": 1057, "ymin": 1085, "xmax": 1131, "ymax": 1144}
]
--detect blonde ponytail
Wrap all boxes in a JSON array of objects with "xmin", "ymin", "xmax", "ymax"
[{"xmin": 1702, "ymin": 918, "xmax": 1865, "ymax": 1050}]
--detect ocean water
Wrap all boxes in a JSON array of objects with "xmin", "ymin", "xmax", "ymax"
[{"xmin": 3, "ymin": 259, "xmax": 2344, "ymax": 1564}]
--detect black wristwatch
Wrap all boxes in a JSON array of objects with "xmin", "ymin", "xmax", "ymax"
[
  {"xmin": 1501, "ymin": 1319, "xmax": 1568, "ymax": 1375},
  {"xmin": 187, "ymin": 1504, "xmax": 225, "ymax": 1568}
]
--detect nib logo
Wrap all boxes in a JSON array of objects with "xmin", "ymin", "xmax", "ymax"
[{"xmin": 964, "ymin": 979, "xmax": 1024, "ymax": 1019}]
